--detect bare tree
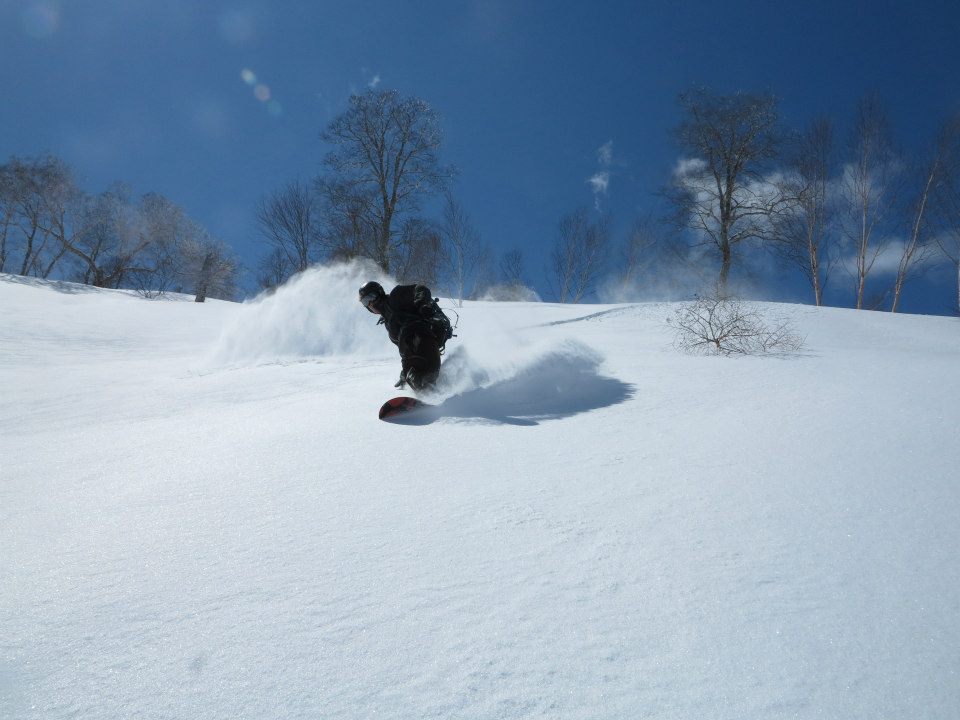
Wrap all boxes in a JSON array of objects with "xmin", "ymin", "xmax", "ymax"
[
  {"xmin": 939, "ymin": 223, "xmax": 960, "ymax": 315},
  {"xmin": 17, "ymin": 172, "xmax": 137, "ymax": 288},
  {"xmin": 257, "ymin": 247, "xmax": 292, "ymax": 292},
  {"xmin": 841, "ymin": 94, "xmax": 901, "ymax": 309},
  {"xmin": 47, "ymin": 184, "xmax": 158, "ymax": 288},
  {"xmin": 393, "ymin": 217, "xmax": 442, "ymax": 285},
  {"xmin": 551, "ymin": 207, "xmax": 609, "ymax": 302},
  {"xmin": 470, "ymin": 243, "xmax": 496, "ymax": 300},
  {"xmin": 321, "ymin": 88, "xmax": 453, "ymax": 274},
  {"xmin": 256, "ymin": 179, "xmax": 316, "ymax": 280},
  {"xmin": 890, "ymin": 117, "xmax": 960, "ymax": 312},
  {"xmin": 0, "ymin": 157, "xmax": 71, "ymax": 277},
  {"xmin": 669, "ymin": 88, "xmax": 783, "ymax": 296},
  {"xmin": 773, "ymin": 117, "xmax": 837, "ymax": 306},
  {"xmin": 618, "ymin": 215, "xmax": 658, "ymax": 286},
  {"xmin": 12, "ymin": 158, "xmax": 53, "ymax": 276},
  {"xmin": 932, "ymin": 115, "xmax": 960, "ymax": 314},
  {"xmin": 500, "ymin": 248, "xmax": 525, "ymax": 286},
  {"xmin": 599, "ymin": 215, "xmax": 661, "ymax": 302},
  {"xmin": 0, "ymin": 163, "xmax": 15, "ymax": 272},
  {"xmin": 1, "ymin": 154, "xmax": 240, "ymax": 298},
  {"xmin": 439, "ymin": 192, "xmax": 482, "ymax": 305},
  {"xmin": 315, "ymin": 177, "xmax": 379, "ymax": 262},
  {"xmin": 471, "ymin": 248, "xmax": 539, "ymax": 301},
  {"xmin": 182, "ymin": 231, "xmax": 238, "ymax": 302},
  {"xmin": 128, "ymin": 193, "xmax": 194, "ymax": 297}
]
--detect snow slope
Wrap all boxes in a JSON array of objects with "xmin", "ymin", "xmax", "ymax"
[{"xmin": 1, "ymin": 267, "xmax": 958, "ymax": 719}]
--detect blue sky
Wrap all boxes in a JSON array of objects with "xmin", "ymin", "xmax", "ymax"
[{"xmin": 3, "ymin": 0, "xmax": 959, "ymax": 312}]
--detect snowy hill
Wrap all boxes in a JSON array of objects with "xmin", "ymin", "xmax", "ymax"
[{"xmin": 1, "ymin": 268, "xmax": 958, "ymax": 719}]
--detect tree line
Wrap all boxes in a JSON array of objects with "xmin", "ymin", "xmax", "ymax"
[
  {"xmin": 256, "ymin": 88, "xmax": 612, "ymax": 304},
  {"xmin": 7, "ymin": 87, "xmax": 956, "ymax": 313},
  {"xmin": 0, "ymin": 156, "xmax": 238, "ymax": 301},
  {"xmin": 256, "ymin": 90, "xmax": 473, "ymax": 303},
  {"xmin": 261, "ymin": 86, "xmax": 960, "ymax": 314},
  {"xmin": 568, "ymin": 90, "xmax": 960, "ymax": 312},
  {"xmin": 668, "ymin": 88, "xmax": 960, "ymax": 313}
]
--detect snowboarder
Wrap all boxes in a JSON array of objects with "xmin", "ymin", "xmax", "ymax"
[{"xmin": 359, "ymin": 281, "xmax": 453, "ymax": 392}]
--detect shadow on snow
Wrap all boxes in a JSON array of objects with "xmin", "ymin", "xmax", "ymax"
[{"xmin": 387, "ymin": 350, "xmax": 633, "ymax": 426}]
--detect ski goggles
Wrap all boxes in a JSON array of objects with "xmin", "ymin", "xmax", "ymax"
[{"xmin": 360, "ymin": 291, "xmax": 381, "ymax": 312}]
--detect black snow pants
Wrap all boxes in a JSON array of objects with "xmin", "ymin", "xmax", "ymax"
[{"xmin": 397, "ymin": 322, "xmax": 441, "ymax": 390}]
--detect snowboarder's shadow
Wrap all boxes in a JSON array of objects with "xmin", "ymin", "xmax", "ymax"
[{"xmin": 392, "ymin": 349, "xmax": 634, "ymax": 426}]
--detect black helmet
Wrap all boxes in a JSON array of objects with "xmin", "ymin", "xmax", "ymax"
[{"xmin": 359, "ymin": 281, "xmax": 385, "ymax": 312}]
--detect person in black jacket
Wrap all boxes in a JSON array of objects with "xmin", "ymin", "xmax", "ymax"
[{"xmin": 359, "ymin": 280, "xmax": 448, "ymax": 391}]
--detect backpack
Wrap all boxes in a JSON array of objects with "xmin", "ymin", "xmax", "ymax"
[{"xmin": 422, "ymin": 297, "xmax": 455, "ymax": 353}]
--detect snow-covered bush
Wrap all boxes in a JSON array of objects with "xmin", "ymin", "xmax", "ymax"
[{"xmin": 669, "ymin": 294, "xmax": 804, "ymax": 356}]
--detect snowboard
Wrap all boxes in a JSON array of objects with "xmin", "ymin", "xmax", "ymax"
[{"xmin": 378, "ymin": 396, "xmax": 428, "ymax": 420}]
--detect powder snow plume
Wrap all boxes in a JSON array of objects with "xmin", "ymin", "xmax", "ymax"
[
  {"xmin": 209, "ymin": 261, "xmax": 394, "ymax": 366},
  {"xmin": 432, "ymin": 302, "xmax": 610, "ymax": 402},
  {"xmin": 434, "ymin": 338, "xmax": 613, "ymax": 406},
  {"xmin": 207, "ymin": 263, "xmax": 612, "ymax": 406}
]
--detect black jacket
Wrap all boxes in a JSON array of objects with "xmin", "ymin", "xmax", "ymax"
[{"xmin": 379, "ymin": 284, "xmax": 435, "ymax": 346}]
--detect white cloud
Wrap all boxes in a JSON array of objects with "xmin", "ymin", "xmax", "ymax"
[
  {"xmin": 368, "ymin": 74, "xmax": 381, "ymax": 89},
  {"xmin": 587, "ymin": 171, "xmax": 611, "ymax": 210},
  {"xmin": 870, "ymin": 240, "xmax": 907, "ymax": 276},
  {"xmin": 586, "ymin": 141, "xmax": 615, "ymax": 207},
  {"xmin": 597, "ymin": 140, "xmax": 613, "ymax": 166},
  {"xmin": 673, "ymin": 157, "xmax": 707, "ymax": 179},
  {"xmin": 587, "ymin": 171, "xmax": 610, "ymax": 195},
  {"xmin": 836, "ymin": 238, "xmax": 907, "ymax": 278}
]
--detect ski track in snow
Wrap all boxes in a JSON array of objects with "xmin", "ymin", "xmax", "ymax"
[{"xmin": 1, "ymin": 269, "xmax": 959, "ymax": 719}]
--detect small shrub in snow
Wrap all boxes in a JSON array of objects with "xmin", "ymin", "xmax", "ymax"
[{"xmin": 669, "ymin": 295, "xmax": 804, "ymax": 356}]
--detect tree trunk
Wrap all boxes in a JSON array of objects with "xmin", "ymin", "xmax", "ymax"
[
  {"xmin": 718, "ymin": 240, "xmax": 732, "ymax": 297},
  {"xmin": 19, "ymin": 226, "xmax": 39, "ymax": 275},
  {"xmin": 378, "ymin": 211, "xmax": 392, "ymax": 274},
  {"xmin": 0, "ymin": 213, "xmax": 11, "ymax": 272},
  {"xmin": 811, "ymin": 256, "xmax": 822, "ymax": 306},
  {"xmin": 855, "ymin": 204, "xmax": 868, "ymax": 310},
  {"xmin": 891, "ymin": 157, "xmax": 938, "ymax": 314},
  {"xmin": 890, "ymin": 277, "xmax": 904, "ymax": 313},
  {"xmin": 194, "ymin": 251, "xmax": 214, "ymax": 302}
]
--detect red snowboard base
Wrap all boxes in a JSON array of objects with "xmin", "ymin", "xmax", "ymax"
[{"xmin": 378, "ymin": 396, "xmax": 428, "ymax": 420}]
